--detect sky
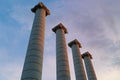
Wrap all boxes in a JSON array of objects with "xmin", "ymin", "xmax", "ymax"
[{"xmin": 0, "ymin": 0, "xmax": 120, "ymax": 80}]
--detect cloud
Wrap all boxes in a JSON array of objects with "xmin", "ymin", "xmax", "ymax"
[
  {"xmin": 42, "ymin": 55, "xmax": 56, "ymax": 80},
  {"xmin": 9, "ymin": 4, "xmax": 34, "ymax": 33},
  {"xmin": 1, "ymin": 0, "xmax": 120, "ymax": 80},
  {"xmin": 97, "ymin": 66, "xmax": 120, "ymax": 80},
  {"xmin": 53, "ymin": 1, "xmax": 120, "ymax": 80},
  {"xmin": 0, "ymin": 63, "xmax": 22, "ymax": 80}
]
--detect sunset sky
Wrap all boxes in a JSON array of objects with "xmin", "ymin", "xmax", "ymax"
[{"xmin": 0, "ymin": 0, "xmax": 120, "ymax": 80}]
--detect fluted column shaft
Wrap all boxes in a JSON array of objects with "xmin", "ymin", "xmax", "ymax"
[
  {"xmin": 21, "ymin": 2, "xmax": 50, "ymax": 80},
  {"xmin": 82, "ymin": 52, "xmax": 97, "ymax": 80},
  {"xmin": 52, "ymin": 23, "xmax": 71, "ymax": 80},
  {"xmin": 56, "ymin": 29, "xmax": 71, "ymax": 80},
  {"xmin": 68, "ymin": 39, "xmax": 87, "ymax": 80}
]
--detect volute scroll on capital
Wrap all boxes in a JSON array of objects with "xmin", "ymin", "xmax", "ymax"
[
  {"xmin": 82, "ymin": 51, "xmax": 93, "ymax": 59},
  {"xmin": 52, "ymin": 23, "xmax": 68, "ymax": 34},
  {"xmin": 68, "ymin": 39, "xmax": 82, "ymax": 48},
  {"xmin": 31, "ymin": 2, "xmax": 50, "ymax": 16}
]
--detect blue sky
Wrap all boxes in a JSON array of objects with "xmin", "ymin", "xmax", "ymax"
[{"xmin": 0, "ymin": 0, "xmax": 120, "ymax": 80}]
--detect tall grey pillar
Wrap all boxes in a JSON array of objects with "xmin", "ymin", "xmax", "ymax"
[
  {"xmin": 52, "ymin": 23, "xmax": 71, "ymax": 80},
  {"xmin": 82, "ymin": 52, "xmax": 97, "ymax": 80},
  {"xmin": 21, "ymin": 2, "xmax": 50, "ymax": 80},
  {"xmin": 68, "ymin": 39, "xmax": 87, "ymax": 80}
]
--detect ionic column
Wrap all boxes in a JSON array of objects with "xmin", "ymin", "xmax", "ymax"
[
  {"xmin": 68, "ymin": 39, "xmax": 87, "ymax": 80},
  {"xmin": 82, "ymin": 52, "xmax": 97, "ymax": 80},
  {"xmin": 52, "ymin": 23, "xmax": 71, "ymax": 80},
  {"xmin": 21, "ymin": 2, "xmax": 50, "ymax": 80}
]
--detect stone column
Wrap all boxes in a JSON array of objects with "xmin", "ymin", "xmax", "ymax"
[
  {"xmin": 52, "ymin": 23, "xmax": 71, "ymax": 80},
  {"xmin": 82, "ymin": 52, "xmax": 97, "ymax": 80},
  {"xmin": 68, "ymin": 39, "xmax": 87, "ymax": 80},
  {"xmin": 21, "ymin": 2, "xmax": 50, "ymax": 80}
]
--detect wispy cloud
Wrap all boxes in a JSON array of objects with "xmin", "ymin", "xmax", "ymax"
[
  {"xmin": 0, "ymin": 0, "xmax": 120, "ymax": 80},
  {"xmin": 0, "ymin": 62, "xmax": 22, "ymax": 80},
  {"xmin": 9, "ymin": 4, "xmax": 34, "ymax": 32}
]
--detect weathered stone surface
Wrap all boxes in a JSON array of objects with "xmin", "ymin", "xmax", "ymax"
[
  {"xmin": 82, "ymin": 52, "xmax": 97, "ymax": 80},
  {"xmin": 31, "ymin": 2, "xmax": 50, "ymax": 16},
  {"xmin": 68, "ymin": 39, "xmax": 87, "ymax": 80},
  {"xmin": 21, "ymin": 2, "xmax": 50, "ymax": 80},
  {"xmin": 52, "ymin": 23, "xmax": 71, "ymax": 80}
]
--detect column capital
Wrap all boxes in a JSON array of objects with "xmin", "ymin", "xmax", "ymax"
[
  {"xmin": 82, "ymin": 51, "xmax": 93, "ymax": 59},
  {"xmin": 68, "ymin": 39, "xmax": 82, "ymax": 48},
  {"xmin": 31, "ymin": 2, "xmax": 50, "ymax": 16},
  {"xmin": 52, "ymin": 23, "xmax": 68, "ymax": 34}
]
